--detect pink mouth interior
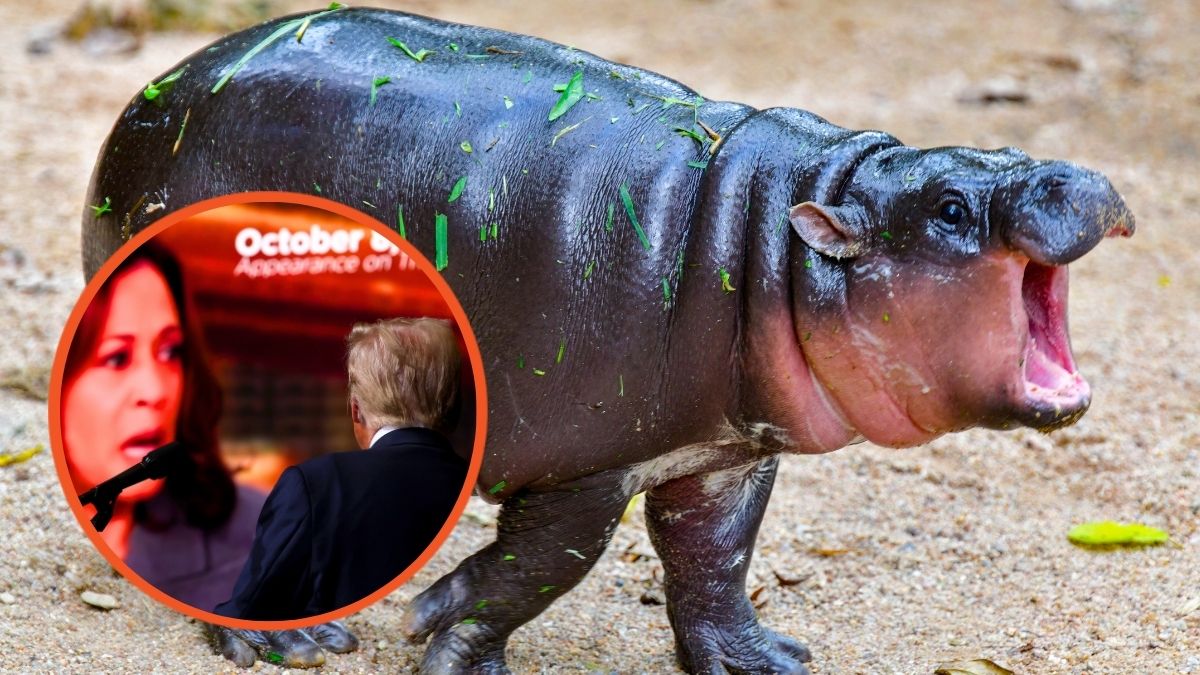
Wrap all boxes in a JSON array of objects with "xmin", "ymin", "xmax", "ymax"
[
  {"xmin": 1021, "ymin": 262, "xmax": 1089, "ymax": 403},
  {"xmin": 122, "ymin": 430, "xmax": 166, "ymax": 459}
]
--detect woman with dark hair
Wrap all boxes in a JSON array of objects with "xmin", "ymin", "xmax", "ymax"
[{"xmin": 62, "ymin": 242, "xmax": 265, "ymax": 612}]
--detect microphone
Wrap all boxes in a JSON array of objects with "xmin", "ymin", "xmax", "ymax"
[{"xmin": 78, "ymin": 441, "xmax": 186, "ymax": 532}]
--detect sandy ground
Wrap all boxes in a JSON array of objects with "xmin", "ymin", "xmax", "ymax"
[{"xmin": 1, "ymin": 0, "xmax": 1197, "ymax": 672}]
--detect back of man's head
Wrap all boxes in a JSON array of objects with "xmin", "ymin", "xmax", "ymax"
[{"xmin": 346, "ymin": 318, "xmax": 459, "ymax": 432}]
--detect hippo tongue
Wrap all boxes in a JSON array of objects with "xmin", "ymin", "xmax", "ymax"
[{"xmin": 1021, "ymin": 262, "xmax": 1088, "ymax": 401}]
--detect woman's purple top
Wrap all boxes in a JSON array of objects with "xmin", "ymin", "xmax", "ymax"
[{"xmin": 125, "ymin": 484, "xmax": 266, "ymax": 612}]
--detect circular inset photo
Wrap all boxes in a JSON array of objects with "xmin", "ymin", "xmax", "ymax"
[{"xmin": 49, "ymin": 194, "xmax": 485, "ymax": 629}]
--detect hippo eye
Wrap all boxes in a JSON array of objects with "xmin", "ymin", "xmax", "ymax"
[{"xmin": 939, "ymin": 201, "xmax": 966, "ymax": 226}]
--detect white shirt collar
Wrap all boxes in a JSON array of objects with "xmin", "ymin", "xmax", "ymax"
[{"xmin": 369, "ymin": 425, "xmax": 401, "ymax": 448}]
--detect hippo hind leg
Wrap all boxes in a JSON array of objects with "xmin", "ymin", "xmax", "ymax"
[
  {"xmin": 647, "ymin": 456, "xmax": 812, "ymax": 674},
  {"xmin": 403, "ymin": 477, "xmax": 631, "ymax": 673}
]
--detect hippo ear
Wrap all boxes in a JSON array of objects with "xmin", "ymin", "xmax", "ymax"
[{"xmin": 788, "ymin": 202, "xmax": 866, "ymax": 259}]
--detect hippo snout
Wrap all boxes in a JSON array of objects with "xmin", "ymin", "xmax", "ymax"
[{"xmin": 993, "ymin": 161, "xmax": 1135, "ymax": 265}]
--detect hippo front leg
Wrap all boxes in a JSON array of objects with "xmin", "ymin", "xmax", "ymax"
[
  {"xmin": 404, "ymin": 478, "xmax": 631, "ymax": 673},
  {"xmin": 647, "ymin": 457, "xmax": 811, "ymax": 675}
]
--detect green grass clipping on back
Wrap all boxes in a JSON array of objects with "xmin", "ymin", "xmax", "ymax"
[
  {"xmin": 435, "ymin": 213, "xmax": 449, "ymax": 271},
  {"xmin": 212, "ymin": 4, "xmax": 346, "ymax": 94}
]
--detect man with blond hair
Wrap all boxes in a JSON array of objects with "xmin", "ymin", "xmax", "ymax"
[{"xmin": 216, "ymin": 318, "xmax": 468, "ymax": 621}]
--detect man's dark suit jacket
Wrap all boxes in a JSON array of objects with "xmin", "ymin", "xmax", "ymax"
[{"xmin": 214, "ymin": 428, "xmax": 467, "ymax": 620}]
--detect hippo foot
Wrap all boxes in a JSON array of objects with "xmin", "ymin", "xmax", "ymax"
[
  {"xmin": 419, "ymin": 624, "xmax": 512, "ymax": 675},
  {"xmin": 402, "ymin": 569, "xmax": 512, "ymax": 674},
  {"xmin": 404, "ymin": 482, "xmax": 635, "ymax": 673},
  {"xmin": 674, "ymin": 620, "xmax": 811, "ymax": 675},
  {"xmin": 206, "ymin": 621, "xmax": 359, "ymax": 668}
]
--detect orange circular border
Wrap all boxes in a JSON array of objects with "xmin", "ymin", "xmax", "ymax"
[{"xmin": 48, "ymin": 192, "xmax": 488, "ymax": 630}]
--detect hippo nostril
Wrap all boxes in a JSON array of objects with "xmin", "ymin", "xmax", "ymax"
[{"xmin": 1043, "ymin": 174, "xmax": 1070, "ymax": 190}]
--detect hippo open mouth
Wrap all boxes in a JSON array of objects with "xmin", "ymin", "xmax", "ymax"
[{"xmin": 1018, "ymin": 260, "xmax": 1090, "ymax": 428}]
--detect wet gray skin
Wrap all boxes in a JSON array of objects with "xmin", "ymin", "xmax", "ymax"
[{"xmin": 80, "ymin": 8, "xmax": 1133, "ymax": 673}]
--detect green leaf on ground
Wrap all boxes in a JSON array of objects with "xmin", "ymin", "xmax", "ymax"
[
  {"xmin": 0, "ymin": 444, "xmax": 43, "ymax": 468},
  {"xmin": 1068, "ymin": 521, "xmax": 1169, "ymax": 546}
]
